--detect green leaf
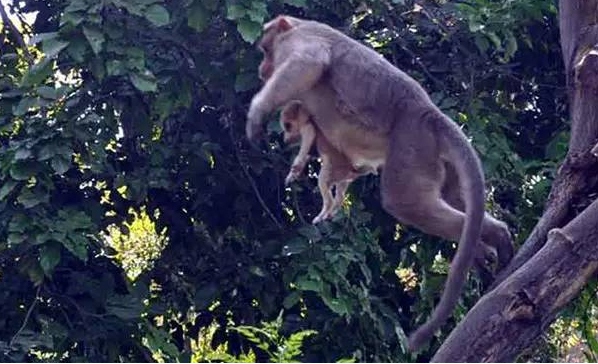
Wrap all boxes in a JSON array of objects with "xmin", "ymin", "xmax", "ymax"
[
  {"xmin": 249, "ymin": 265, "xmax": 267, "ymax": 277},
  {"xmin": 12, "ymin": 97, "xmax": 38, "ymax": 116},
  {"xmin": 63, "ymin": 210, "xmax": 93, "ymax": 229},
  {"xmin": 17, "ymin": 188, "xmax": 47, "ymax": 208},
  {"xmin": 106, "ymin": 60, "xmax": 126, "ymax": 76},
  {"xmin": 187, "ymin": 2, "xmax": 209, "ymax": 32},
  {"xmin": 20, "ymin": 57, "xmax": 53, "ymax": 86},
  {"xmin": 226, "ymin": 4, "xmax": 246, "ymax": 20},
  {"xmin": 246, "ymin": 2, "xmax": 267, "ymax": 23},
  {"xmin": 66, "ymin": 37, "xmax": 88, "ymax": 62},
  {"xmin": 297, "ymin": 225, "xmax": 322, "ymax": 242},
  {"xmin": 7, "ymin": 233, "xmax": 27, "ymax": 245},
  {"xmin": 43, "ymin": 38, "xmax": 70, "ymax": 58},
  {"xmin": 112, "ymin": 0, "xmax": 144, "ymax": 16},
  {"xmin": 8, "ymin": 214, "xmax": 28, "ymax": 233},
  {"xmin": 106, "ymin": 294, "xmax": 143, "ymax": 320},
  {"xmin": 0, "ymin": 180, "xmax": 18, "ymax": 200},
  {"xmin": 125, "ymin": 47, "xmax": 145, "ymax": 70},
  {"xmin": 14, "ymin": 148, "xmax": 32, "ymax": 160},
  {"xmin": 38, "ymin": 143, "xmax": 56, "ymax": 161},
  {"xmin": 83, "ymin": 26, "xmax": 105, "ymax": 54},
  {"xmin": 130, "ymin": 71, "xmax": 157, "ymax": 92},
  {"xmin": 236, "ymin": 18, "xmax": 261, "ymax": 43},
  {"xmin": 295, "ymin": 274, "xmax": 323, "ymax": 292},
  {"xmin": 37, "ymin": 86, "xmax": 59, "ymax": 99},
  {"xmin": 281, "ymin": 238, "xmax": 308, "ymax": 256},
  {"xmin": 61, "ymin": 10, "xmax": 85, "ymax": 26},
  {"xmin": 194, "ymin": 284, "xmax": 218, "ymax": 309},
  {"xmin": 144, "ymin": 4, "xmax": 170, "ymax": 27},
  {"xmin": 29, "ymin": 32, "xmax": 58, "ymax": 45},
  {"xmin": 485, "ymin": 31, "xmax": 502, "ymax": 50},
  {"xmin": 111, "ymin": 0, "xmax": 144, "ymax": 16},
  {"xmin": 7, "ymin": 233, "xmax": 26, "ymax": 245},
  {"xmin": 283, "ymin": 291, "xmax": 301, "ymax": 309},
  {"xmin": 63, "ymin": 234, "xmax": 88, "ymax": 261},
  {"xmin": 51, "ymin": 156, "xmax": 70, "ymax": 174},
  {"xmin": 504, "ymin": 32, "xmax": 518, "ymax": 60},
  {"xmin": 9, "ymin": 161, "xmax": 38, "ymax": 181},
  {"xmin": 39, "ymin": 243, "xmax": 61, "ymax": 276},
  {"xmin": 64, "ymin": 0, "xmax": 88, "ymax": 14}
]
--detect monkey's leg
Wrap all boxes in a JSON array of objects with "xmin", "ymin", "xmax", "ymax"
[
  {"xmin": 381, "ymin": 183, "xmax": 466, "ymax": 243},
  {"xmin": 313, "ymin": 160, "xmax": 335, "ymax": 224},
  {"xmin": 285, "ymin": 124, "xmax": 316, "ymax": 185},
  {"xmin": 441, "ymin": 163, "xmax": 513, "ymax": 269},
  {"xmin": 329, "ymin": 180, "xmax": 350, "ymax": 218}
]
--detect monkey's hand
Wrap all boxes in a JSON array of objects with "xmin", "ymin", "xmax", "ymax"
[
  {"xmin": 284, "ymin": 163, "xmax": 304, "ymax": 185},
  {"xmin": 246, "ymin": 95, "xmax": 268, "ymax": 141}
]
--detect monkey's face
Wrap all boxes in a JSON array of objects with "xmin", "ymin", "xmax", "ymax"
[
  {"xmin": 280, "ymin": 101, "xmax": 309, "ymax": 144},
  {"xmin": 258, "ymin": 31, "xmax": 276, "ymax": 81},
  {"xmin": 258, "ymin": 56, "xmax": 274, "ymax": 81},
  {"xmin": 257, "ymin": 17, "xmax": 295, "ymax": 81},
  {"xmin": 280, "ymin": 117, "xmax": 301, "ymax": 144}
]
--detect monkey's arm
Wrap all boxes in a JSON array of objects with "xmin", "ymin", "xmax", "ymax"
[
  {"xmin": 285, "ymin": 123, "xmax": 316, "ymax": 185},
  {"xmin": 247, "ymin": 43, "xmax": 331, "ymax": 140}
]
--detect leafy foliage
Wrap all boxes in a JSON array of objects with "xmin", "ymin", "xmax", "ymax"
[{"xmin": 0, "ymin": 0, "xmax": 584, "ymax": 362}]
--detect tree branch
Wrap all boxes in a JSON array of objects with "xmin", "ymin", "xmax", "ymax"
[
  {"xmin": 437, "ymin": 1, "xmax": 598, "ymax": 360},
  {"xmin": 433, "ymin": 198, "xmax": 598, "ymax": 362},
  {"xmin": 9, "ymin": 285, "xmax": 41, "ymax": 347},
  {"xmin": 0, "ymin": 0, "xmax": 33, "ymax": 65}
]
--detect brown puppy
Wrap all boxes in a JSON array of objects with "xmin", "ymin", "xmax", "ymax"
[{"xmin": 280, "ymin": 101, "xmax": 376, "ymax": 223}]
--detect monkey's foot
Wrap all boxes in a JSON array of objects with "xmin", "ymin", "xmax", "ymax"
[
  {"xmin": 284, "ymin": 164, "xmax": 304, "ymax": 185},
  {"xmin": 312, "ymin": 210, "xmax": 331, "ymax": 224}
]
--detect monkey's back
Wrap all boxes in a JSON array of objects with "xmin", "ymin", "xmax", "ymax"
[{"xmin": 296, "ymin": 20, "xmax": 442, "ymax": 134}]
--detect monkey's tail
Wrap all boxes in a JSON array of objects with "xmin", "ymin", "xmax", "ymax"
[{"xmin": 407, "ymin": 114, "xmax": 485, "ymax": 353}]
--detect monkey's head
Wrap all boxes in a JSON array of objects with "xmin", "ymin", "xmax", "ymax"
[
  {"xmin": 280, "ymin": 101, "xmax": 310, "ymax": 144},
  {"xmin": 257, "ymin": 15, "xmax": 302, "ymax": 81}
]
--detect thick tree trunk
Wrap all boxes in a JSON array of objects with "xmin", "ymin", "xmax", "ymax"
[{"xmin": 433, "ymin": 1, "xmax": 598, "ymax": 361}]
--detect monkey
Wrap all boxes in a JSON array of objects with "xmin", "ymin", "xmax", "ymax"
[
  {"xmin": 246, "ymin": 15, "xmax": 514, "ymax": 351},
  {"xmin": 280, "ymin": 100, "xmax": 377, "ymax": 224}
]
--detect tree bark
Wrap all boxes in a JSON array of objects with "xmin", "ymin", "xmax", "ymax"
[{"xmin": 433, "ymin": 1, "xmax": 598, "ymax": 361}]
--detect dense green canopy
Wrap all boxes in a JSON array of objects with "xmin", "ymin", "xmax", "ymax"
[{"xmin": 2, "ymin": 0, "xmax": 588, "ymax": 362}]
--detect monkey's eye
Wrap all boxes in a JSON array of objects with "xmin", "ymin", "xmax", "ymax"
[{"xmin": 283, "ymin": 122, "xmax": 291, "ymax": 131}]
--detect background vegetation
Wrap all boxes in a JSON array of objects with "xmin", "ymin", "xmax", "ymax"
[{"xmin": 0, "ymin": 0, "xmax": 594, "ymax": 361}]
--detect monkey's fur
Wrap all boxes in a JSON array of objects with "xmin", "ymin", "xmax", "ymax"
[
  {"xmin": 247, "ymin": 15, "xmax": 514, "ymax": 351},
  {"xmin": 280, "ymin": 101, "xmax": 376, "ymax": 223}
]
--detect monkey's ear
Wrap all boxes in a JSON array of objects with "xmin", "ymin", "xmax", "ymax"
[{"xmin": 275, "ymin": 16, "xmax": 293, "ymax": 32}]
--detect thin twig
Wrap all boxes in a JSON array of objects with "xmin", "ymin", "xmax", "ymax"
[
  {"xmin": 241, "ymin": 161, "xmax": 284, "ymax": 230},
  {"xmin": 0, "ymin": 0, "xmax": 34, "ymax": 65},
  {"xmin": 379, "ymin": 11, "xmax": 445, "ymax": 89},
  {"xmin": 9, "ymin": 285, "xmax": 41, "ymax": 347},
  {"xmin": 292, "ymin": 187, "xmax": 308, "ymax": 225},
  {"xmin": 397, "ymin": 41, "xmax": 445, "ymax": 89},
  {"xmin": 229, "ymin": 123, "xmax": 283, "ymax": 230}
]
